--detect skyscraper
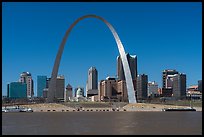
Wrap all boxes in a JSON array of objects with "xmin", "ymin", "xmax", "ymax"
[
  {"xmin": 198, "ymin": 80, "xmax": 202, "ymax": 92},
  {"xmin": 98, "ymin": 76, "xmax": 128, "ymax": 102},
  {"xmin": 162, "ymin": 69, "xmax": 178, "ymax": 97},
  {"xmin": 172, "ymin": 73, "xmax": 186, "ymax": 99},
  {"xmin": 99, "ymin": 77, "xmax": 118, "ymax": 101},
  {"xmin": 137, "ymin": 74, "xmax": 148, "ymax": 100},
  {"xmin": 117, "ymin": 53, "xmax": 137, "ymax": 94},
  {"xmin": 86, "ymin": 67, "xmax": 98, "ymax": 97},
  {"xmin": 19, "ymin": 72, "xmax": 34, "ymax": 98},
  {"xmin": 56, "ymin": 75, "xmax": 65, "ymax": 100},
  {"xmin": 42, "ymin": 78, "xmax": 51, "ymax": 98},
  {"xmin": 117, "ymin": 53, "xmax": 137, "ymax": 81},
  {"xmin": 162, "ymin": 69, "xmax": 178, "ymax": 88},
  {"xmin": 165, "ymin": 75, "xmax": 174, "ymax": 89},
  {"xmin": 7, "ymin": 83, "xmax": 9, "ymax": 98},
  {"xmin": 37, "ymin": 76, "xmax": 47, "ymax": 97}
]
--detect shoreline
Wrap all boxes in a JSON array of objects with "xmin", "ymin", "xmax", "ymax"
[{"xmin": 8, "ymin": 103, "xmax": 201, "ymax": 112}]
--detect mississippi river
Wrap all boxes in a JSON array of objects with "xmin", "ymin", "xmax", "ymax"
[{"xmin": 2, "ymin": 112, "xmax": 202, "ymax": 135}]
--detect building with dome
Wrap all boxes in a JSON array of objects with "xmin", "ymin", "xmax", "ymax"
[
  {"xmin": 68, "ymin": 87, "xmax": 87, "ymax": 102},
  {"xmin": 75, "ymin": 87, "xmax": 84, "ymax": 98}
]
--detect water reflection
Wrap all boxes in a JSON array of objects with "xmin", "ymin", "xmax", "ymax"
[{"xmin": 2, "ymin": 112, "xmax": 202, "ymax": 135}]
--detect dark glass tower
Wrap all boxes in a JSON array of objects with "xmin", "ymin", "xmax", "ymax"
[
  {"xmin": 117, "ymin": 53, "xmax": 137, "ymax": 81},
  {"xmin": 136, "ymin": 74, "xmax": 148, "ymax": 100},
  {"xmin": 37, "ymin": 76, "xmax": 47, "ymax": 97}
]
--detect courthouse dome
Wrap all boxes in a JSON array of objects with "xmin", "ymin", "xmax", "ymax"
[{"xmin": 76, "ymin": 88, "xmax": 83, "ymax": 96}]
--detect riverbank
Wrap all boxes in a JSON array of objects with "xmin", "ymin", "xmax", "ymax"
[
  {"xmin": 17, "ymin": 103, "xmax": 202, "ymax": 112},
  {"xmin": 123, "ymin": 103, "xmax": 202, "ymax": 111}
]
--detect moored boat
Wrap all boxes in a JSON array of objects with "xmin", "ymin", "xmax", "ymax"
[
  {"xmin": 162, "ymin": 107, "xmax": 196, "ymax": 111},
  {"xmin": 2, "ymin": 106, "xmax": 33, "ymax": 113}
]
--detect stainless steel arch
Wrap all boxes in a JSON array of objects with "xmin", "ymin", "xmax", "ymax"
[{"xmin": 47, "ymin": 14, "xmax": 137, "ymax": 103}]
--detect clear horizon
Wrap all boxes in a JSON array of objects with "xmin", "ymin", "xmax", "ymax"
[{"xmin": 2, "ymin": 2, "xmax": 202, "ymax": 96}]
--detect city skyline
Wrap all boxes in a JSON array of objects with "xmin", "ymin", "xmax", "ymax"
[{"xmin": 2, "ymin": 2, "xmax": 202, "ymax": 96}]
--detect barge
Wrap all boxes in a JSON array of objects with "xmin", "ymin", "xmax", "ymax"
[{"xmin": 162, "ymin": 107, "xmax": 196, "ymax": 111}]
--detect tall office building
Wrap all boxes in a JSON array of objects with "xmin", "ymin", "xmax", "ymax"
[
  {"xmin": 56, "ymin": 75, "xmax": 65, "ymax": 100},
  {"xmin": 162, "ymin": 69, "xmax": 178, "ymax": 88},
  {"xmin": 162, "ymin": 69, "xmax": 178, "ymax": 97},
  {"xmin": 8, "ymin": 82, "xmax": 27, "ymax": 98},
  {"xmin": 198, "ymin": 80, "xmax": 202, "ymax": 92},
  {"xmin": 137, "ymin": 74, "xmax": 148, "ymax": 100},
  {"xmin": 86, "ymin": 67, "xmax": 98, "ymax": 97},
  {"xmin": 99, "ymin": 76, "xmax": 129, "ymax": 102},
  {"xmin": 165, "ymin": 75, "xmax": 174, "ymax": 89},
  {"xmin": 7, "ymin": 83, "xmax": 9, "ymax": 98},
  {"xmin": 117, "ymin": 53, "xmax": 137, "ymax": 82},
  {"xmin": 99, "ymin": 77, "xmax": 118, "ymax": 101},
  {"xmin": 42, "ymin": 76, "xmax": 65, "ymax": 100},
  {"xmin": 42, "ymin": 78, "xmax": 51, "ymax": 98},
  {"xmin": 172, "ymin": 73, "xmax": 186, "ymax": 99},
  {"xmin": 19, "ymin": 72, "xmax": 34, "ymax": 98},
  {"xmin": 117, "ymin": 53, "xmax": 137, "ymax": 94},
  {"xmin": 37, "ymin": 76, "xmax": 47, "ymax": 97},
  {"xmin": 46, "ymin": 78, "xmax": 51, "ymax": 88}
]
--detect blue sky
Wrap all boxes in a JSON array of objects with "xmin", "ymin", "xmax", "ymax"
[{"xmin": 2, "ymin": 2, "xmax": 202, "ymax": 96}]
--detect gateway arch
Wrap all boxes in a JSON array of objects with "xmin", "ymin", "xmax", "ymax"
[{"xmin": 47, "ymin": 14, "xmax": 137, "ymax": 103}]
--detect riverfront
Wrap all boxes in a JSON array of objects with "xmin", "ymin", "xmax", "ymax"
[
  {"xmin": 3, "ymin": 101, "xmax": 201, "ymax": 112},
  {"xmin": 2, "ymin": 101, "xmax": 202, "ymax": 135}
]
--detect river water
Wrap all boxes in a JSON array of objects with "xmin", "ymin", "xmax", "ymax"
[{"xmin": 2, "ymin": 112, "xmax": 202, "ymax": 135}]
